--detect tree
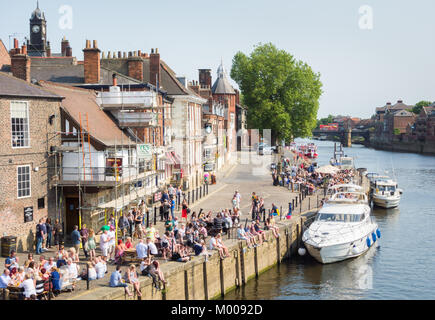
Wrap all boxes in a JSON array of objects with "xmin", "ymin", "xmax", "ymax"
[
  {"xmin": 231, "ymin": 43, "xmax": 323, "ymax": 143},
  {"xmin": 412, "ymin": 100, "xmax": 433, "ymax": 115},
  {"xmin": 316, "ymin": 114, "xmax": 334, "ymax": 128}
]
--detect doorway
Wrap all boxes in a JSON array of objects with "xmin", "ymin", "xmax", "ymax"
[{"xmin": 65, "ymin": 197, "xmax": 80, "ymax": 235}]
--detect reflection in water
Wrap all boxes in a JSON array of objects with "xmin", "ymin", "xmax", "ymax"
[{"xmin": 223, "ymin": 140, "xmax": 435, "ymax": 300}]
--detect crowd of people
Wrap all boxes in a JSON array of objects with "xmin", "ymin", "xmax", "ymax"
[
  {"xmin": 2, "ymin": 178, "xmax": 294, "ymax": 300},
  {"xmin": 272, "ymin": 153, "xmax": 356, "ymax": 196}
]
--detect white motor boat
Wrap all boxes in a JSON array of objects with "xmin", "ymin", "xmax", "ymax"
[
  {"xmin": 371, "ymin": 178, "xmax": 402, "ymax": 209},
  {"xmin": 302, "ymin": 189, "xmax": 380, "ymax": 264}
]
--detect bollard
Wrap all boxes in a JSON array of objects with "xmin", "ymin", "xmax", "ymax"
[
  {"xmin": 200, "ymin": 186, "xmax": 202, "ymax": 199},
  {"xmin": 309, "ymin": 197, "xmax": 311, "ymax": 210},
  {"xmin": 48, "ymin": 274, "xmax": 52, "ymax": 301},
  {"xmin": 2, "ymin": 288, "xmax": 5, "ymax": 300},
  {"xmin": 196, "ymin": 187, "xmax": 199, "ymax": 201},
  {"xmin": 160, "ymin": 205, "xmax": 164, "ymax": 221},
  {"xmin": 188, "ymin": 191, "xmax": 190, "ymax": 205},
  {"xmin": 292, "ymin": 199, "xmax": 295, "ymax": 210},
  {"xmin": 203, "ymin": 184, "xmax": 206, "ymax": 196},
  {"xmin": 280, "ymin": 206, "xmax": 283, "ymax": 220},
  {"xmin": 146, "ymin": 210, "xmax": 150, "ymax": 228},
  {"xmin": 86, "ymin": 262, "xmax": 90, "ymax": 290},
  {"xmin": 154, "ymin": 206, "xmax": 157, "ymax": 225}
]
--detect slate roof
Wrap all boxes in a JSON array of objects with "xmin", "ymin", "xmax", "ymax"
[
  {"xmin": 30, "ymin": 59, "xmax": 141, "ymax": 86},
  {"xmin": 211, "ymin": 62, "xmax": 235, "ymax": 95},
  {"xmin": 0, "ymin": 71, "xmax": 63, "ymax": 99}
]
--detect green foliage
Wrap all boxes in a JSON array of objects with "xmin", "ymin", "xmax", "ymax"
[
  {"xmin": 412, "ymin": 101, "xmax": 433, "ymax": 115},
  {"xmin": 231, "ymin": 43, "xmax": 323, "ymax": 142},
  {"xmin": 393, "ymin": 128, "xmax": 401, "ymax": 135},
  {"xmin": 316, "ymin": 114, "xmax": 334, "ymax": 128}
]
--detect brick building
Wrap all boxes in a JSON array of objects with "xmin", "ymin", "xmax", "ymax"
[{"xmin": 0, "ymin": 72, "xmax": 63, "ymax": 251}]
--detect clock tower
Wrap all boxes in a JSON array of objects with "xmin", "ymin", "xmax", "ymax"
[{"xmin": 28, "ymin": 1, "xmax": 47, "ymax": 56}]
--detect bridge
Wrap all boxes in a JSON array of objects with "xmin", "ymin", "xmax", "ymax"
[{"xmin": 312, "ymin": 128, "xmax": 370, "ymax": 147}]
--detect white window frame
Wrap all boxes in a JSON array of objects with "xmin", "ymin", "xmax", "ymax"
[
  {"xmin": 10, "ymin": 101, "xmax": 30, "ymax": 149},
  {"xmin": 17, "ymin": 165, "xmax": 31, "ymax": 199}
]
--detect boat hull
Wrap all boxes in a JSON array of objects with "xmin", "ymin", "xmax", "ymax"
[
  {"xmin": 372, "ymin": 195, "xmax": 400, "ymax": 209},
  {"xmin": 304, "ymin": 228, "xmax": 379, "ymax": 264}
]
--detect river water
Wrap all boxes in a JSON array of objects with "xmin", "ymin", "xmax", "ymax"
[{"xmin": 223, "ymin": 139, "xmax": 435, "ymax": 300}]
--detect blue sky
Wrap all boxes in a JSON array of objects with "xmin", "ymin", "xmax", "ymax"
[{"xmin": 2, "ymin": 0, "xmax": 435, "ymax": 118}]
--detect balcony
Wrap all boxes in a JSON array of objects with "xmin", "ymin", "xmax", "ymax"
[
  {"xmin": 115, "ymin": 111, "xmax": 158, "ymax": 128},
  {"xmin": 96, "ymin": 86, "xmax": 158, "ymax": 110}
]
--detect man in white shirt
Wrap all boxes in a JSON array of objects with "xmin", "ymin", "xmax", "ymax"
[
  {"xmin": 100, "ymin": 230, "xmax": 110, "ymax": 260},
  {"xmin": 0, "ymin": 269, "xmax": 11, "ymax": 289},
  {"xmin": 136, "ymin": 239, "xmax": 148, "ymax": 259},
  {"xmin": 209, "ymin": 236, "xmax": 217, "ymax": 251},
  {"xmin": 19, "ymin": 274, "xmax": 36, "ymax": 300},
  {"xmin": 146, "ymin": 237, "xmax": 158, "ymax": 257},
  {"xmin": 95, "ymin": 257, "xmax": 106, "ymax": 279},
  {"xmin": 44, "ymin": 257, "xmax": 56, "ymax": 273},
  {"xmin": 66, "ymin": 258, "xmax": 79, "ymax": 281},
  {"xmin": 235, "ymin": 191, "xmax": 241, "ymax": 208},
  {"xmin": 108, "ymin": 227, "xmax": 116, "ymax": 262}
]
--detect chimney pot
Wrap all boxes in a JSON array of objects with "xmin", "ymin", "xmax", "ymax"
[
  {"xmin": 112, "ymin": 73, "xmax": 118, "ymax": 87},
  {"xmin": 21, "ymin": 45, "xmax": 27, "ymax": 55},
  {"xmin": 155, "ymin": 48, "xmax": 158, "ymax": 54},
  {"xmin": 133, "ymin": 51, "xmax": 137, "ymax": 57},
  {"xmin": 151, "ymin": 48, "xmax": 154, "ymax": 54},
  {"xmin": 86, "ymin": 40, "xmax": 91, "ymax": 49},
  {"xmin": 123, "ymin": 52, "xmax": 126, "ymax": 58},
  {"xmin": 118, "ymin": 51, "xmax": 122, "ymax": 58},
  {"xmin": 138, "ymin": 50, "xmax": 142, "ymax": 56},
  {"xmin": 93, "ymin": 40, "xmax": 98, "ymax": 49},
  {"xmin": 128, "ymin": 52, "xmax": 132, "ymax": 57},
  {"xmin": 102, "ymin": 52, "xmax": 106, "ymax": 59},
  {"xmin": 112, "ymin": 52, "xmax": 116, "ymax": 59},
  {"xmin": 66, "ymin": 47, "xmax": 72, "ymax": 57}
]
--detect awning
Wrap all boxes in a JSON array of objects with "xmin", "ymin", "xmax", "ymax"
[
  {"xmin": 165, "ymin": 152, "xmax": 176, "ymax": 165},
  {"xmin": 171, "ymin": 151, "xmax": 181, "ymax": 165}
]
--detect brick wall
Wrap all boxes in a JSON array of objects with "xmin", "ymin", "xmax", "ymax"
[{"xmin": 0, "ymin": 97, "xmax": 62, "ymax": 251}]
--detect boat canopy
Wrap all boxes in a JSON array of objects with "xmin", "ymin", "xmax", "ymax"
[
  {"xmin": 329, "ymin": 184, "xmax": 362, "ymax": 191},
  {"xmin": 327, "ymin": 192, "xmax": 368, "ymax": 204}
]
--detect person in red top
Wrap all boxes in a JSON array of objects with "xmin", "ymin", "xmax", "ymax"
[{"xmin": 125, "ymin": 237, "xmax": 133, "ymax": 249}]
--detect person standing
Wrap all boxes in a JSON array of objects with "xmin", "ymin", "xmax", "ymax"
[
  {"xmin": 53, "ymin": 219, "xmax": 63, "ymax": 249},
  {"xmin": 181, "ymin": 199, "xmax": 188, "ymax": 223},
  {"xmin": 127, "ymin": 210, "xmax": 135, "ymax": 238},
  {"xmin": 99, "ymin": 230, "xmax": 110, "ymax": 261},
  {"xmin": 118, "ymin": 213, "xmax": 129, "ymax": 241},
  {"xmin": 80, "ymin": 224, "xmax": 89, "ymax": 259},
  {"xmin": 71, "ymin": 225, "xmax": 81, "ymax": 257},
  {"xmin": 45, "ymin": 218, "xmax": 53, "ymax": 249},
  {"xmin": 35, "ymin": 219, "xmax": 46, "ymax": 255},
  {"xmin": 86, "ymin": 229, "xmax": 97, "ymax": 261},
  {"xmin": 108, "ymin": 226, "xmax": 116, "ymax": 263}
]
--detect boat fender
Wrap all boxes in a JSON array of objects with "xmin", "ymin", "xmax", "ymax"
[
  {"xmin": 376, "ymin": 229, "xmax": 381, "ymax": 239},
  {"xmin": 372, "ymin": 232, "xmax": 377, "ymax": 242},
  {"xmin": 366, "ymin": 237, "xmax": 371, "ymax": 248},
  {"xmin": 298, "ymin": 248, "xmax": 306, "ymax": 256},
  {"xmin": 351, "ymin": 246, "xmax": 359, "ymax": 255}
]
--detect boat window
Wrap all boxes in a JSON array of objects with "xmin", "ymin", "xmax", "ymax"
[
  {"xmin": 317, "ymin": 213, "xmax": 364, "ymax": 222},
  {"xmin": 341, "ymin": 159, "xmax": 352, "ymax": 165},
  {"xmin": 376, "ymin": 186, "xmax": 395, "ymax": 192}
]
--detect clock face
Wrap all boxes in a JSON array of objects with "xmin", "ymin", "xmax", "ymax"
[{"xmin": 32, "ymin": 25, "xmax": 40, "ymax": 33}]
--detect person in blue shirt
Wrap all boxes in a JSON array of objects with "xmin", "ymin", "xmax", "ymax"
[
  {"xmin": 36, "ymin": 218, "xmax": 47, "ymax": 254},
  {"xmin": 110, "ymin": 266, "xmax": 132, "ymax": 296},
  {"xmin": 50, "ymin": 267, "xmax": 61, "ymax": 296},
  {"xmin": 71, "ymin": 225, "xmax": 81, "ymax": 256},
  {"xmin": 0, "ymin": 269, "xmax": 11, "ymax": 289},
  {"xmin": 170, "ymin": 198, "xmax": 175, "ymax": 220}
]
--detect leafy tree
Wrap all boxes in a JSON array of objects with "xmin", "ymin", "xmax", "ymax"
[
  {"xmin": 316, "ymin": 114, "xmax": 334, "ymax": 128},
  {"xmin": 393, "ymin": 128, "xmax": 401, "ymax": 135},
  {"xmin": 231, "ymin": 43, "xmax": 323, "ymax": 143},
  {"xmin": 412, "ymin": 100, "xmax": 433, "ymax": 115}
]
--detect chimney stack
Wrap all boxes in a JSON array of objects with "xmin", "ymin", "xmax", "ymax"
[
  {"xmin": 11, "ymin": 45, "xmax": 31, "ymax": 82},
  {"xmin": 199, "ymin": 69, "xmax": 212, "ymax": 88},
  {"xmin": 128, "ymin": 54, "xmax": 143, "ymax": 82},
  {"xmin": 46, "ymin": 41, "xmax": 51, "ymax": 57},
  {"xmin": 66, "ymin": 46, "xmax": 72, "ymax": 57},
  {"xmin": 83, "ymin": 39, "xmax": 101, "ymax": 84},
  {"xmin": 61, "ymin": 36, "xmax": 70, "ymax": 56},
  {"xmin": 150, "ymin": 48, "xmax": 160, "ymax": 87}
]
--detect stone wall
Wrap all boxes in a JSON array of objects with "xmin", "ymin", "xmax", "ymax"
[
  {"xmin": 0, "ymin": 97, "xmax": 61, "ymax": 251},
  {"xmin": 74, "ymin": 216, "xmax": 305, "ymax": 300}
]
